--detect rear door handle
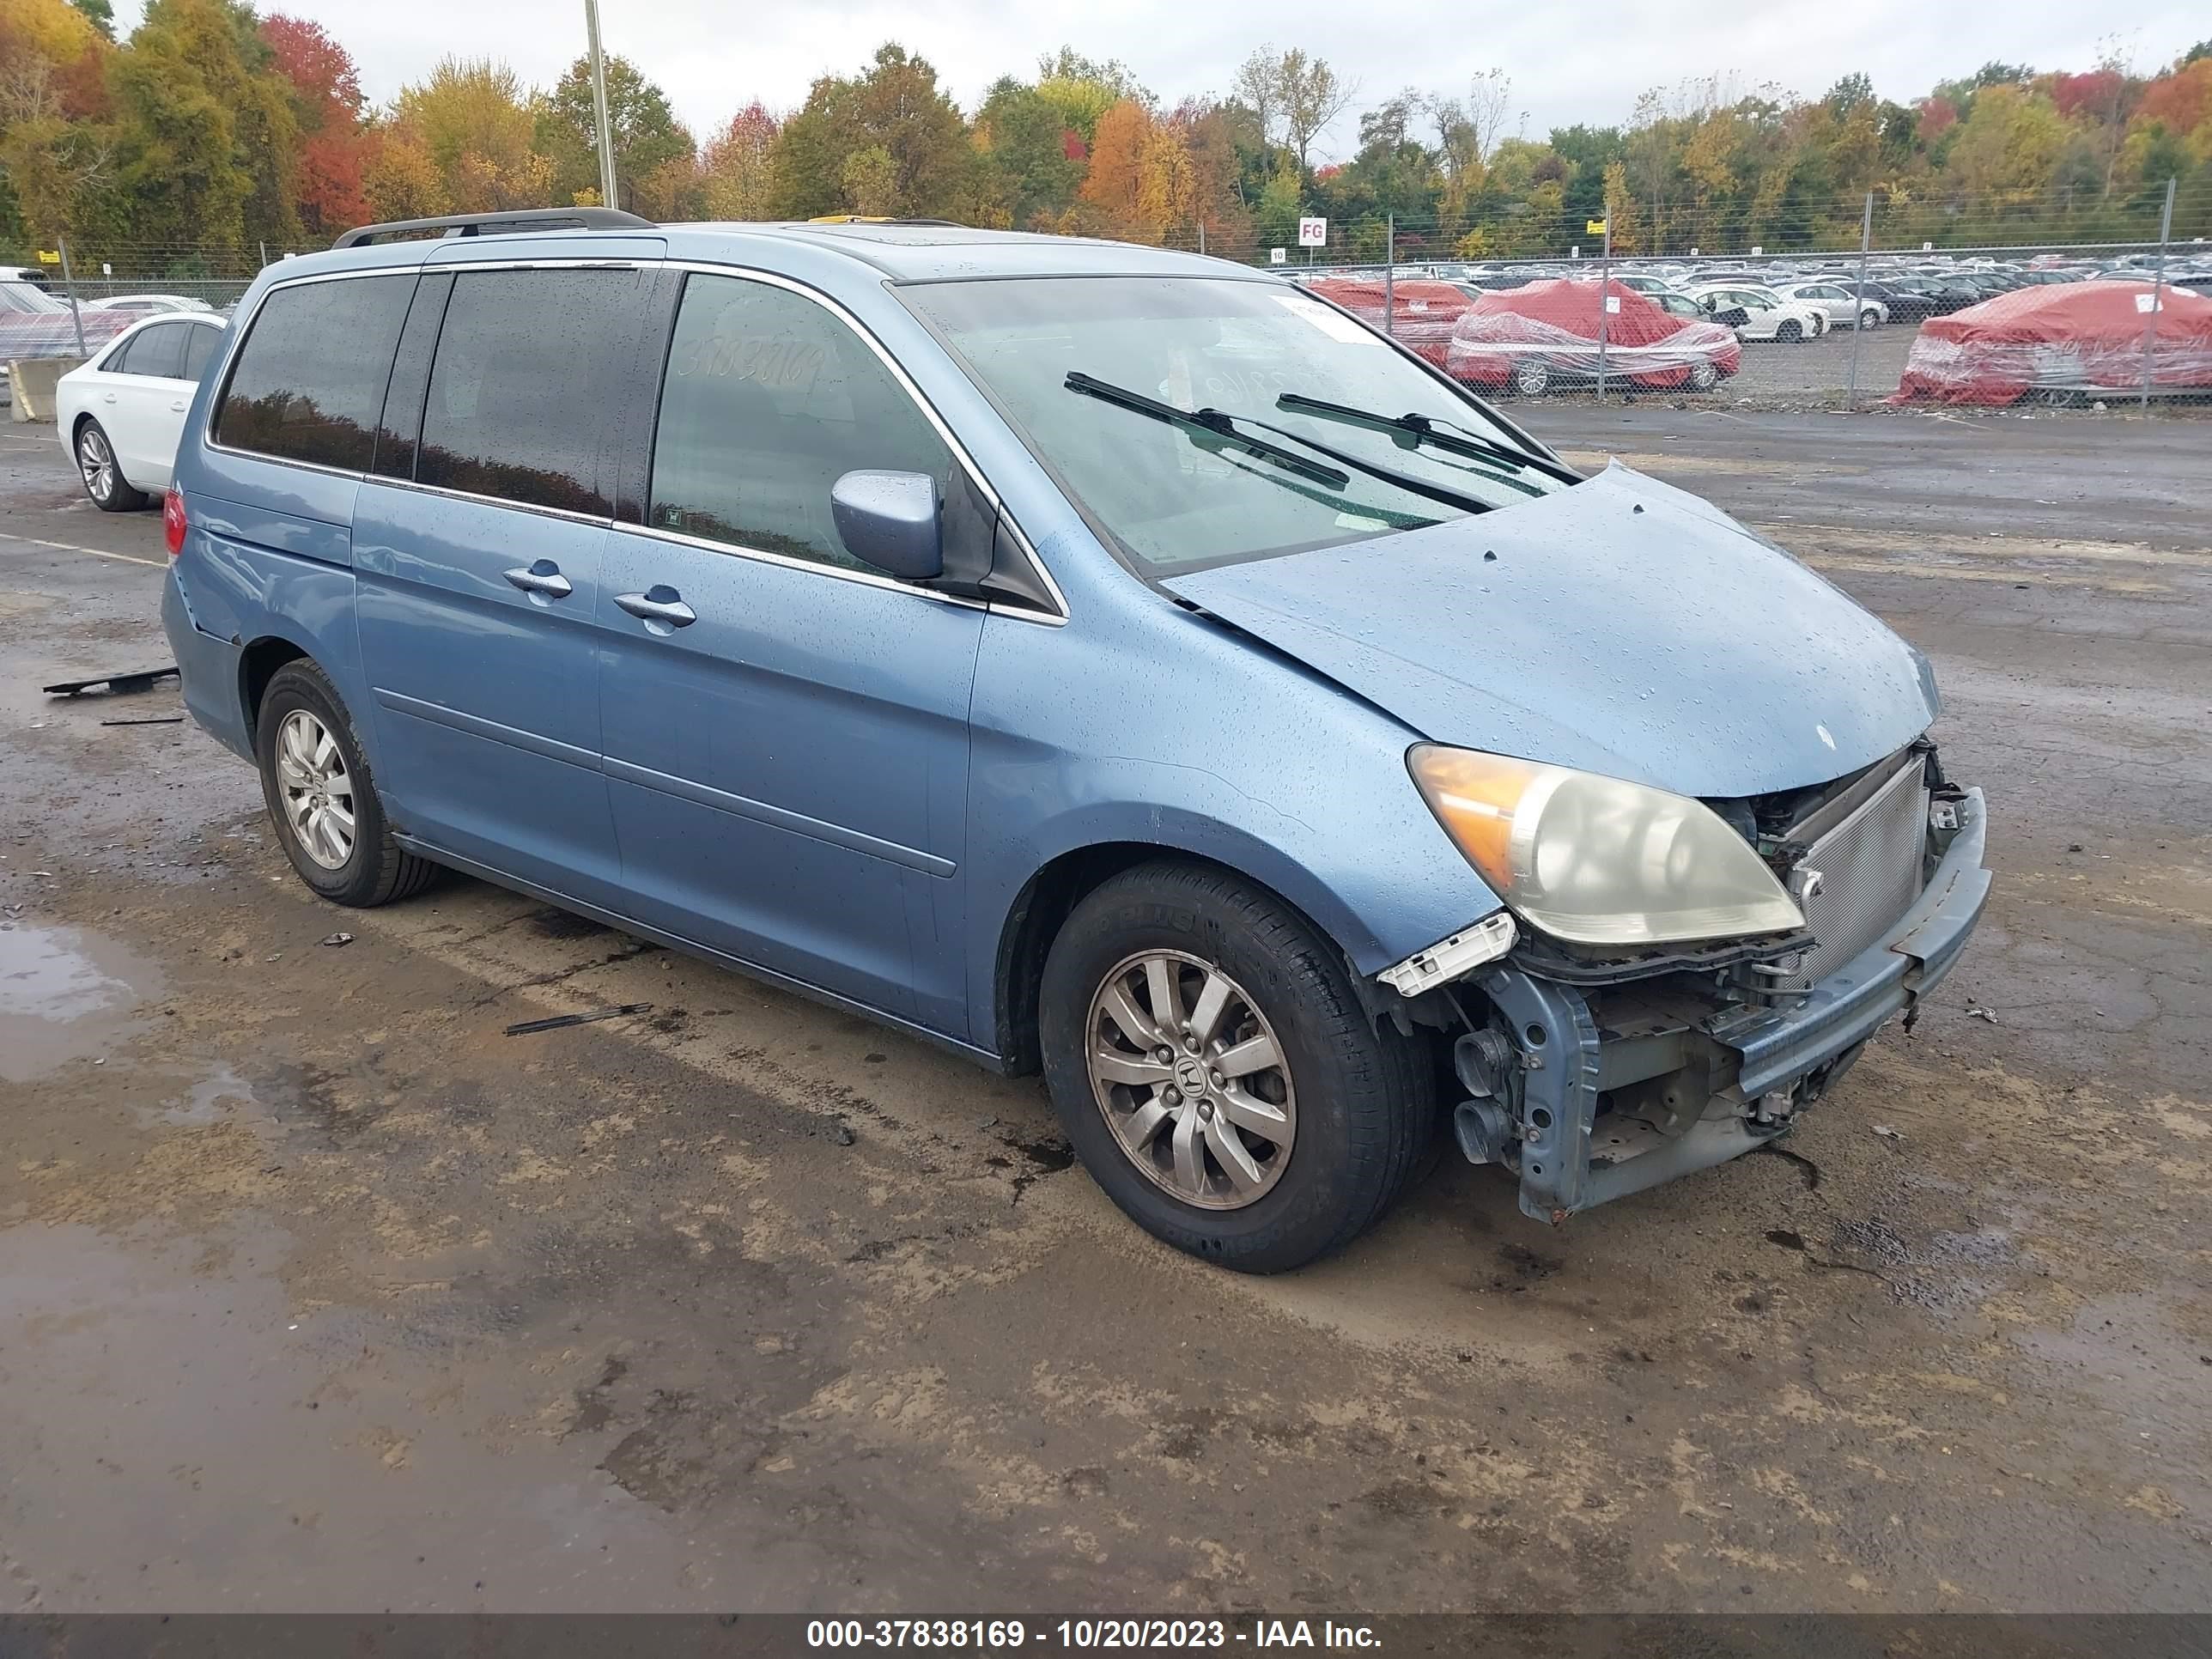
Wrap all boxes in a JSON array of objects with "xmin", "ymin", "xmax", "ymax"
[
  {"xmin": 613, "ymin": 587, "xmax": 696, "ymax": 628},
  {"xmin": 503, "ymin": 561, "xmax": 574, "ymax": 599}
]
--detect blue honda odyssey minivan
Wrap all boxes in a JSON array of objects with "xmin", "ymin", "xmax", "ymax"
[{"xmin": 161, "ymin": 209, "xmax": 1989, "ymax": 1271}]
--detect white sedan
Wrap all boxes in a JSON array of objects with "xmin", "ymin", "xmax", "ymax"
[
  {"xmin": 83, "ymin": 293, "xmax": 218, "ymax": 314},
  {"xmin": 55, "ymin": 312, "xmax": 226, "ymax": 511},
  {"xmin": 1679, "ymin": 283, "xmax": 1831, "ymax": 343},
  {"xmin": 1772, "ymin": 280, "xmax": 1887, "ymax": 330}
]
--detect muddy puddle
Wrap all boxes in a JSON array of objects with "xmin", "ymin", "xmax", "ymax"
[{"xmin": 0, "ymin": 920, "xmax": 159, "ymax": 1082}]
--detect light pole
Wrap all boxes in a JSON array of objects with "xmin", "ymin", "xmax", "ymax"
[{"xmin": 584, "ymin": 0, "xmax": 618, "ymax": 210}]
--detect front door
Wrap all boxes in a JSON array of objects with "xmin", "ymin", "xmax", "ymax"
[
  {"xmin": 352, "ymin": 264, "xmax": 663, "ymax": 908},
  {"xmin": 596, "ymin": 270, "xmax": 987, "ymax": 1029}
]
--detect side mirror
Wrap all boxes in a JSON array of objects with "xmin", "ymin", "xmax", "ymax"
[{"xmin": 831, "ymin": 470, "xmax": 942, "ymax": 581}]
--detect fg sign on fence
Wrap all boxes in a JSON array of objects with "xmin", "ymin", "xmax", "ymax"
[{"xmin": 1297, "ymin": 217, "xmax": 1328, "ymax": 249}]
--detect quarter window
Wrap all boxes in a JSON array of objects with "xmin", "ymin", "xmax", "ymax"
[
  {"xmin": 215, "ymin": 275, "xmax": 415, "ymax": 471},
  {"xmin": 182, "ymin": 323, "xmax": 222, "ymax": 383},
  {"xmin": 416, "ymin": 267, "xmax": 650, "ymax": 517},
  {"xmin": 647, "ymin": 273, "xmax": 954, "ymax": 572}
]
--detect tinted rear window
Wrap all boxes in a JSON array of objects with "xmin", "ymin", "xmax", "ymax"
[
  {"xmin": 118, "ymin": 323, "xmax": 186, "ymax": 379},
  {"xmin": 215, "ymin": 275, "xmax": 414, "ymax": 471},
  {"xmin": 415, "ymin": 268, "xmax": 650, "ymax": 517}
]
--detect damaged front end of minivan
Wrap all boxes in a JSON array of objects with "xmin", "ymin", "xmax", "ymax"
[{"xmin": 1377, "ymin": 739, "xmax": 1990, "ymax": 1222}]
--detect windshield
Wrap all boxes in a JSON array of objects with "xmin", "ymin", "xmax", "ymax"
[{"xmin": 898, "ymin": 276, "xmax": 1574, "ymax": 572}]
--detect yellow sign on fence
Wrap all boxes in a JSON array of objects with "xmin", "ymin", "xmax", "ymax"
[
  {"xmin": 1585, "ymin": 219, "xmax": 1609, "ymax": 237},
  {"xmin": 34, "ymin": 249, "xmax": 60, "ymax": 264}
]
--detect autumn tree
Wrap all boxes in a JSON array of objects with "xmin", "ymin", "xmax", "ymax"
[
  {"xmin": 698, "ymin": 101, "xmax": 777, "ymax": 219},
  {"xmin": 387, "ymin": 58, "xmax": 551, "ymax": 213},
  {"xmin": 261, "ymin": 15, "xmax": 368, "ymax": 235},
  {"xmin": 1947, "ymin": 83, "xmax": 2068, "ymax": 205},
  {"xmin": 0, "ymin": 0, "xmax": 113, "ymax": 242}
]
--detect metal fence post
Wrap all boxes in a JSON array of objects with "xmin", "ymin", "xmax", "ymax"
[
  {"xmin": 1595, "ymin": 217, "xmax": 1612, "ymax": 402},
  {"xmin": 2140, "ymin": 177, "xmax": 2175, "ymax": 413},
  {"xmin": 1197, "ymin": 221, "xmax": 1206, "ymax": 257},
  {"xmin": 1844, "ymin": 191, "xmax": 1873, "ymax": 412},
  {"xmin": 56, "ymin": 238, "xmax": 87, "ymax": 359},
  {"xmin": 1383, "ymin": 213, "xmax": 1395, "ymax": 338}
]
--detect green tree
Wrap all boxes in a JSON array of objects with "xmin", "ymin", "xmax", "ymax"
[
  {"xmin": 65, "ymin": 0, "xmax": 110, "ymax": 40},
  {"xmin": 539, "ymin": 53, "xmax": 691, "ymax": 215},
  {"xmin": 973, "ymin": 75, "xmax": 1085, "ymax": 228},
  {"xmin": 769, "ymin": 44, "xmax": 970, "ymax": 219},
  {"xmin": 106, "ymin": 0, "xmax": 301, "ymax": 252}
]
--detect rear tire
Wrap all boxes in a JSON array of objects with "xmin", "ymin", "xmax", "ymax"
[
  {"xmin": 254, "ymin": 659, "xmax": 438, "ymax": 907},
  {"xmin": 1510, "ymin": 359, "xmax": 1550, "ymax": 398},
  {"xmin": 1776, "ymin": 319, "xmax": 1803, "ymax": 343},
  {"xmin": 1859, "ymin": 308, "xmax": 1881, "ymax": 330},
  {"xmin": 1687, "ymin": 359, "xmax": 1720, "ymax": 392},
  {"xmin": 76, "ymin": 419, "xmax": 146, "ymax": 513},
  {"xmin": 1039, "ymin": 860, "xmax": 1435, "ymax": 1273}
]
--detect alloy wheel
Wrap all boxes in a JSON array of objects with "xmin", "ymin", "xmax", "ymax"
[
  {"xmin": 1085, "ymin": 950, "xmax": 1297, "ymax": 1210},
  {"xmin": 77, "ymin": 427, "xmax": 113, "ymax": 504},
  {"xmin": 274, "ymin": 708, "xmax": 357, "ymax": 870}
]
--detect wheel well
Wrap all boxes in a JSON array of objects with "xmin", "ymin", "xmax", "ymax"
[
  {"xmin": 993, "ymin": 843, "xmax": 1165, "ymax": 1075},
  {"xmin": 238, "ymin": 637, "xmax": 309, "ymax": 745}
]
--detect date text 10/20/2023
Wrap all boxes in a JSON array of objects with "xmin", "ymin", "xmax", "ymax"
[{"xmin": 805, "ymin": 1619, "xmax": 1383, "ymax": 1649}]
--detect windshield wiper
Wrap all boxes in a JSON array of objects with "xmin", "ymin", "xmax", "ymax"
[
  {"xmin": 1065, "ymin": 372, "xmax": 1348, "ymax": 491},
  {"xmin": 1274, "ymin": 392, "xmax": 1583, "ymax": 487}
]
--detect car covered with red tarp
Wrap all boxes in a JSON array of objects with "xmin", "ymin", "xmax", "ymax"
[
  {"xmin": 1302, "ymin": 278, "xmax": 1475, "ymax": 371},
  {"xmin": 1444, "ymin": 279, "xmax": 1741, "ymax": 396},
  {"xmin": 1892, "ymin": 279, "xmax": 2212, "ymax": 405},
  {"xmin": 0, "ymin": 279, "xmax": 135, "ymax": 362}
]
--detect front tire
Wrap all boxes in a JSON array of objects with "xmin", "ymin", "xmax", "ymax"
[
  {"xmin": 1859, "ymin": 308, "xmax": 1881, "ymax": 330},
  {"xmin": 1687, "ymin": 358, "xmax": 1720, "ymax": 392},
  {"xmin": 1776, "ymin": 319, "xmax": 1803, "ymax": 343},
  {"xmin": 1039, "ymin": 861, "xmax": 1435, "ymax": 1273},
  {"xmin": 254, "ymin": 659, "xmax": 438, "ymax": 907},
  {"xmin": 76, "ymin": 419, "xmax": 146, "ymax": 512},
  {"xmin": 1509, "ymin": 359, "xmax": 1550, "ymax": 398}
]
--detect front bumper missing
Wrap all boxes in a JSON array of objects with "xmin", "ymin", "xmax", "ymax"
[{"xmin": 1475, "ymin": 787, "xmax": 1990, "ymax": 1222}]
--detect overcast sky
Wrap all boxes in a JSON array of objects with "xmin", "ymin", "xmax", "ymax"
[{"xmin": 118, "ymin": 0, "xmax": 2208, "ymax": 160}]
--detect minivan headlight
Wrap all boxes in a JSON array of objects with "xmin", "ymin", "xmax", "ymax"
[{"xmin": 1407, "ymin": 744, "xmax": 1804, "ymax": 947}]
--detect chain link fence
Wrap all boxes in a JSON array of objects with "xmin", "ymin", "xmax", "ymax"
[{"xmin": 1156, "ymin": 180, "xmax": 2212, "ymax": 415}]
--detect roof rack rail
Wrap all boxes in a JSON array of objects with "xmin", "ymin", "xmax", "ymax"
[
  {"xmin": 333, "ymin": 207, "xmax": 654, "ymax": 250},
  {"xmin": 804, "ymin": 216, "xmax": 965, "ymax": 228}
]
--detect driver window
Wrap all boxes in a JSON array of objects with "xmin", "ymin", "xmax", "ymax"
[{"xmin": 647, "ymin": 273, "xmax": 957, "ymax": 574}]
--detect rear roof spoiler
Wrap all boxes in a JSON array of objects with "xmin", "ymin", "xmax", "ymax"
[{"xmin": 333, "ymin": 208, "xmax": 655, "ymax": 250}]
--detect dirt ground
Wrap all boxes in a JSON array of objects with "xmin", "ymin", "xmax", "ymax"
[{"xmin": 1, "ymin": 406, "xmax": 2207, "ymax": 1615}]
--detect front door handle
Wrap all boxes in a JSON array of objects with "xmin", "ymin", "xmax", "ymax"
[
  {"xmin": 614, "ymin": 586, "xmax": 696, "ymax": 628},
  {"xmin": 503, "ymin": 561, "xmax": 574, "ymax": 599}
]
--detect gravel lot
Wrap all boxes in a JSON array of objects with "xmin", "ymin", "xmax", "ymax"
[{"xmin": 2, "ymin": 406, "xmax": 2208, "ymax": 1614}]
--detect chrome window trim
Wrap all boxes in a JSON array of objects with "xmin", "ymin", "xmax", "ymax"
[
  {"xmin": 200, "ymin": 253, "xmax": 1070, "ymax": 626},
  {"xmin": 616, "ymin": 519, "xmax": 988, "ymax": 612}
]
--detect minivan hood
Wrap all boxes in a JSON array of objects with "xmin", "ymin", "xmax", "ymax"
[{"xmin": 1160, "ymin": 460, "xmax": 1936, "ymax": 799}]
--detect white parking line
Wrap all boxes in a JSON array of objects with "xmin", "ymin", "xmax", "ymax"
[{"xmin": 0, "ymin": 529, "xmax": 166, "ymax": 568}]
